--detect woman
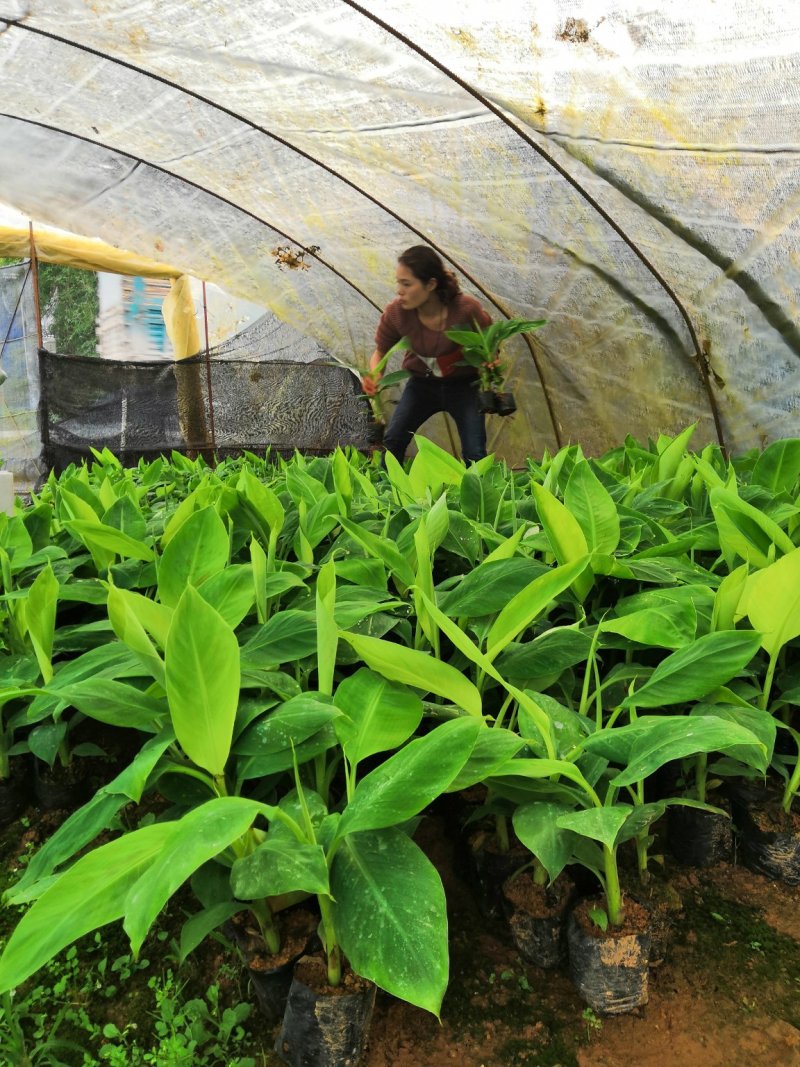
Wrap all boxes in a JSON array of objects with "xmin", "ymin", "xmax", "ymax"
[{"xmin": 362, "ymin": 245, "xmax": 492, "ymax": 464}]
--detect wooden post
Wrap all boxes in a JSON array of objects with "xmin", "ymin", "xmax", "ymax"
[
  {"xmin": 28, "ymin": 223, "xmax": 43, "ymax": 350},
  {"xmin": 202, "ymin": 281, "xmax": 216, "ymax": 454}
]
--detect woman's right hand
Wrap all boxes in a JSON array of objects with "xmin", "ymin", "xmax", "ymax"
[{"xmin": 361, "ymin": 371, "xmax": 379, "ymax": 396}]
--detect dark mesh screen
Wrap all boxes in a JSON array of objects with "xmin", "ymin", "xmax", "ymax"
[{"xmin": 39, "ymin": 348, "xmax": 371, "ymax": 472}]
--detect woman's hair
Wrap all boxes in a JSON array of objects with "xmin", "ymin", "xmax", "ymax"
[{"xmin": 397, "ymin": 245, "xmax": 460, "ymax": 304}]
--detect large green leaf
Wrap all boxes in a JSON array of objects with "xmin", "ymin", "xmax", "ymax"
[
  {"xmin": 237, "ymin": 469, "xmax": 285, "ymax": 537},
  {"xmin": 58, "ymin": 488, "xmax": 114, "ymax": 571},
  {"xmin": 315, "ymin": 559, "xmax": 337, "ymax": 697},
  {"xmin": 237, "ymin": 726, "xmax": 338, "ymax": 780},
  {"xmin": 27, "ymin": 720, "xmax": 66, "ymax": 766},
  {"xmin": 408, "ymin": 437, "xmax": 465, "ymax": 498},
  {"xmin": 165, "ymin": 585, "xmax": 240, "ymax": 776},
  {"xmin": 50, "ymin": 678, "xmax": 167, "ymax": 731},
  {"xmin": 442, "ymin": 510, "xmax": 481, "ymax": 564},
  {"xmin": 102, "ymin": 494, "xmax": 147, "ymax": 542},
  {"xmin": 6, "ymin": 793, "xmax": 128, "ymax": 904},
  {"xmin": 179, "ymin": 901, "xmax": 245, "ymax": 964},
  {"xmin": 333, "ymin": 667, "xmax": 423, "ymax": 766},
  {"xmin": 579, "ymin": 715, "xmax": 674, "ymax": 767},
  {"xmin": 608, "ymin": 715, "xmax": 767, "ymax": 786},
  {"xmin": 338, "ymin": 517, "xmax": 415, "ymax": 589},
  {"xmin": 621, "ymin": 629, "xmax": 763, "ymax": 708},
  {"xmin": 331, "ymin": 447, "xmax": 353, "ymax": 517},
  {"xmin": 41, "ymin": 641, "xmax": 144, "ymax": 692},
  {"xmin": 652, "ymin": 424, "xmax": 697, "ymax": 485},
  {"xmin": 337, "ymin": 717, "xmax": 480, "ymax": 837},
  {"xmin": 516, "ymin": 692, "xmax": 588, "ymax": 758},
  {"xmin": 600, "ymin": 601, "xmax": 697, "ymax": 649},
  {"xmin": 233, "ymin": 694, "xmax": 340, "ymax": 755},
  {"xmin": 530, "ymin": 483, "xmax": 593, "ymax": 600},
  {"xmin": 339, "ymin": 631, "xmax": 482, "ymax": 717},
  {"xmin": 241, "ymin": 610, "xmax": 318, "ymax": 667},
  {"xmin": 709, "ymin": 487, "xmax": 795, "ymax": 568},
  {"xmin": 332, "ymin": 828, "xmax": 448, "ymax": 1015},
  {"xmin": 300, "ymin": 493, "xmax": 342, "ymax": 551},
  {"xmin": 412, "ymin": 589, "xmax": 557, "ymax": 756},
  {"xmin": 107, "ymin": 586, "xmax": 166, "ymax": 687},
  {"xmin": 513, "ymin": 802, "xmax": 579, "ymax": 882},
  {"xmin": 1, "ymin": 513, "xmax": 33, "ymax": 571},
  {"xmin": 0, "ymin": 823, "xmax": 173, "ymax": 993},
  {"xmin": 437, "ymin": 558, "xmax": 549, "ymax": 618},
  {"xmin": 63, "ymin": 520, "xmax": 154, "ymax": 563},
  {"xmin": 751, "ymin": 438, "xmax": 800, "ymax": 495},
  {"xmin": 690, "ymin": 702, "xmax": 776, "ymax": 764},
  {"xmin": 741, "ymin": 547, "xmax": 800, "ymax": 657},
  {"xmin": 496, "ymin": 628, "xmax": 593, "ymax": 687},
  {"xmin": 485, "ymin": 558, "xmax": 589, "ymax": 661},
  {"xmin": 384, "ymin": 451, "xmax": 418, "ymax": 506},
  {"xmin": 159, "ymin": 477, "xmax": 213, "ymax": 546},
  {"xmin": 446, "ymin": 726, "xmax": 525, "ymax": 792},
  {"xmin": 231, "ymin": 837, "xmax": 329, "ymax": 899},
  {"xmin": 158, "ymin": 506, "xmax": 230, "ymax": 609},
  {"xmin": 488, "ymin": 756, "xmax": 596, "ymax": 800},
  {"xmin": 250, "ymin": 537, "xmax": 267, "ymax": 623},
  {"xmin": 24, "ymin": 562, "xmax": 59, "ymax": 684},
  {"xmin": 556, "ymin": 805, "xmax": 631, "ymax": 849},
  {"xmin": 124, "ymin": 797, "xmax": 266, "ymax": 955},
  {"xmin": 613, "ymin": 801, "xmax": 670, "ymax": 845},
  {"xmin": 564, "ymin": 461, "xmax": 620, "ymax": 555},
  {"xmin": 266, "ymin": 789, "xmax": 330, "ymax": 846},
  {"xmin": 711, "ymin": 563, "xmax": 749, "ymax": 632},
  {"xmin": 197, "ymin": 565, "xmax": 255, "ymax": 629},
  {"xmin": 333, "ymin": 587, "xmax": 404, "ymax": 629}
]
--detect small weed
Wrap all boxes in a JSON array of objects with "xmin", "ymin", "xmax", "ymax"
[
  {"xmin": 582, "ymin": 1007, "xmax": 603, "ymax": 1037},
  {"xmin": 91, "ymin": 970, "xmax": 256, "ymax": 1067},
  {"xmin": 0, "ymin": 927, "xmax": 264, "ymax": 1067},
  {"xmin": 0, "ymin": 986, "xmax": 87, "ymax": 1066}
]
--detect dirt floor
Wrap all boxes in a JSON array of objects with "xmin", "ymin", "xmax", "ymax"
[{"xmin": 1, "ymin": 797, "xmax": 799, "ymax": 1066}]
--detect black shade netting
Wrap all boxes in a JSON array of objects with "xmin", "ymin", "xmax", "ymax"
[{"xmin": 38, "ymin": 348, "xmax": 371, "ymax": 473}]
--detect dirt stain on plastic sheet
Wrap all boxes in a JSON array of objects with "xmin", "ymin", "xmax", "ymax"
[
  {"xmin": 446, "ymin": 27, "xmax": 478, "ymax": 52},
  {"xmin": 558, "ymin": 17, "xmax": 590, "ymax": 44}
]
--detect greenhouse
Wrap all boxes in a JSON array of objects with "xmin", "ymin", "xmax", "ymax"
[{"xmin": 0, "ymin": 3, "xmax": 798, "ymax": 1065}]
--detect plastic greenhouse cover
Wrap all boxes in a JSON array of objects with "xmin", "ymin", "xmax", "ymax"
[{"xmin": 1, "ymin": 0, "xmax": 799, "ymax": 463}]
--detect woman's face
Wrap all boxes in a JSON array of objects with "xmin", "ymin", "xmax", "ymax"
[{"xmin": 395, "ymin": 263, "xmax": 436, "ymax": 310}]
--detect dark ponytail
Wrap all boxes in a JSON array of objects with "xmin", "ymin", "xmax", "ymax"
[{"xmin": 397, "ymin": 245, "xmax": 460, "ymax": 305}]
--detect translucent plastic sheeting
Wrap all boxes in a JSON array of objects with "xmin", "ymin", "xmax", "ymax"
[
  {"xmin": 0, "ymin": 263, "xmax": 43, "ymax": 485},
  {"xmin": 1, "ymin": 1, "xmax": 800, "ymax": 461}
]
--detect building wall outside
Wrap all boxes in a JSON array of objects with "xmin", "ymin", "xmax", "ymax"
[{"xmin": 97, "ymin": 274, "xmax": 270, "ymax": 360}]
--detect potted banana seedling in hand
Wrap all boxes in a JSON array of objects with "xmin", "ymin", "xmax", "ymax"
[
  {"xmin": 359, "ymin": 338, "xmax": 411, "ymax": 446},
  {"xmin": 445, "ymin": 317, "xmax": 546, "ymax": 416}
]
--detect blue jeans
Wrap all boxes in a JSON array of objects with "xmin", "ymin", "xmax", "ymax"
[{"xmin": 383, "ymin": 375, "xmax": 487, "ymax": 464}]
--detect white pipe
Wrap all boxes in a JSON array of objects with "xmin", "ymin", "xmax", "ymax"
[{"xmin": 0, "ymin": 471, "xmax": 13, "ymax": 515}]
